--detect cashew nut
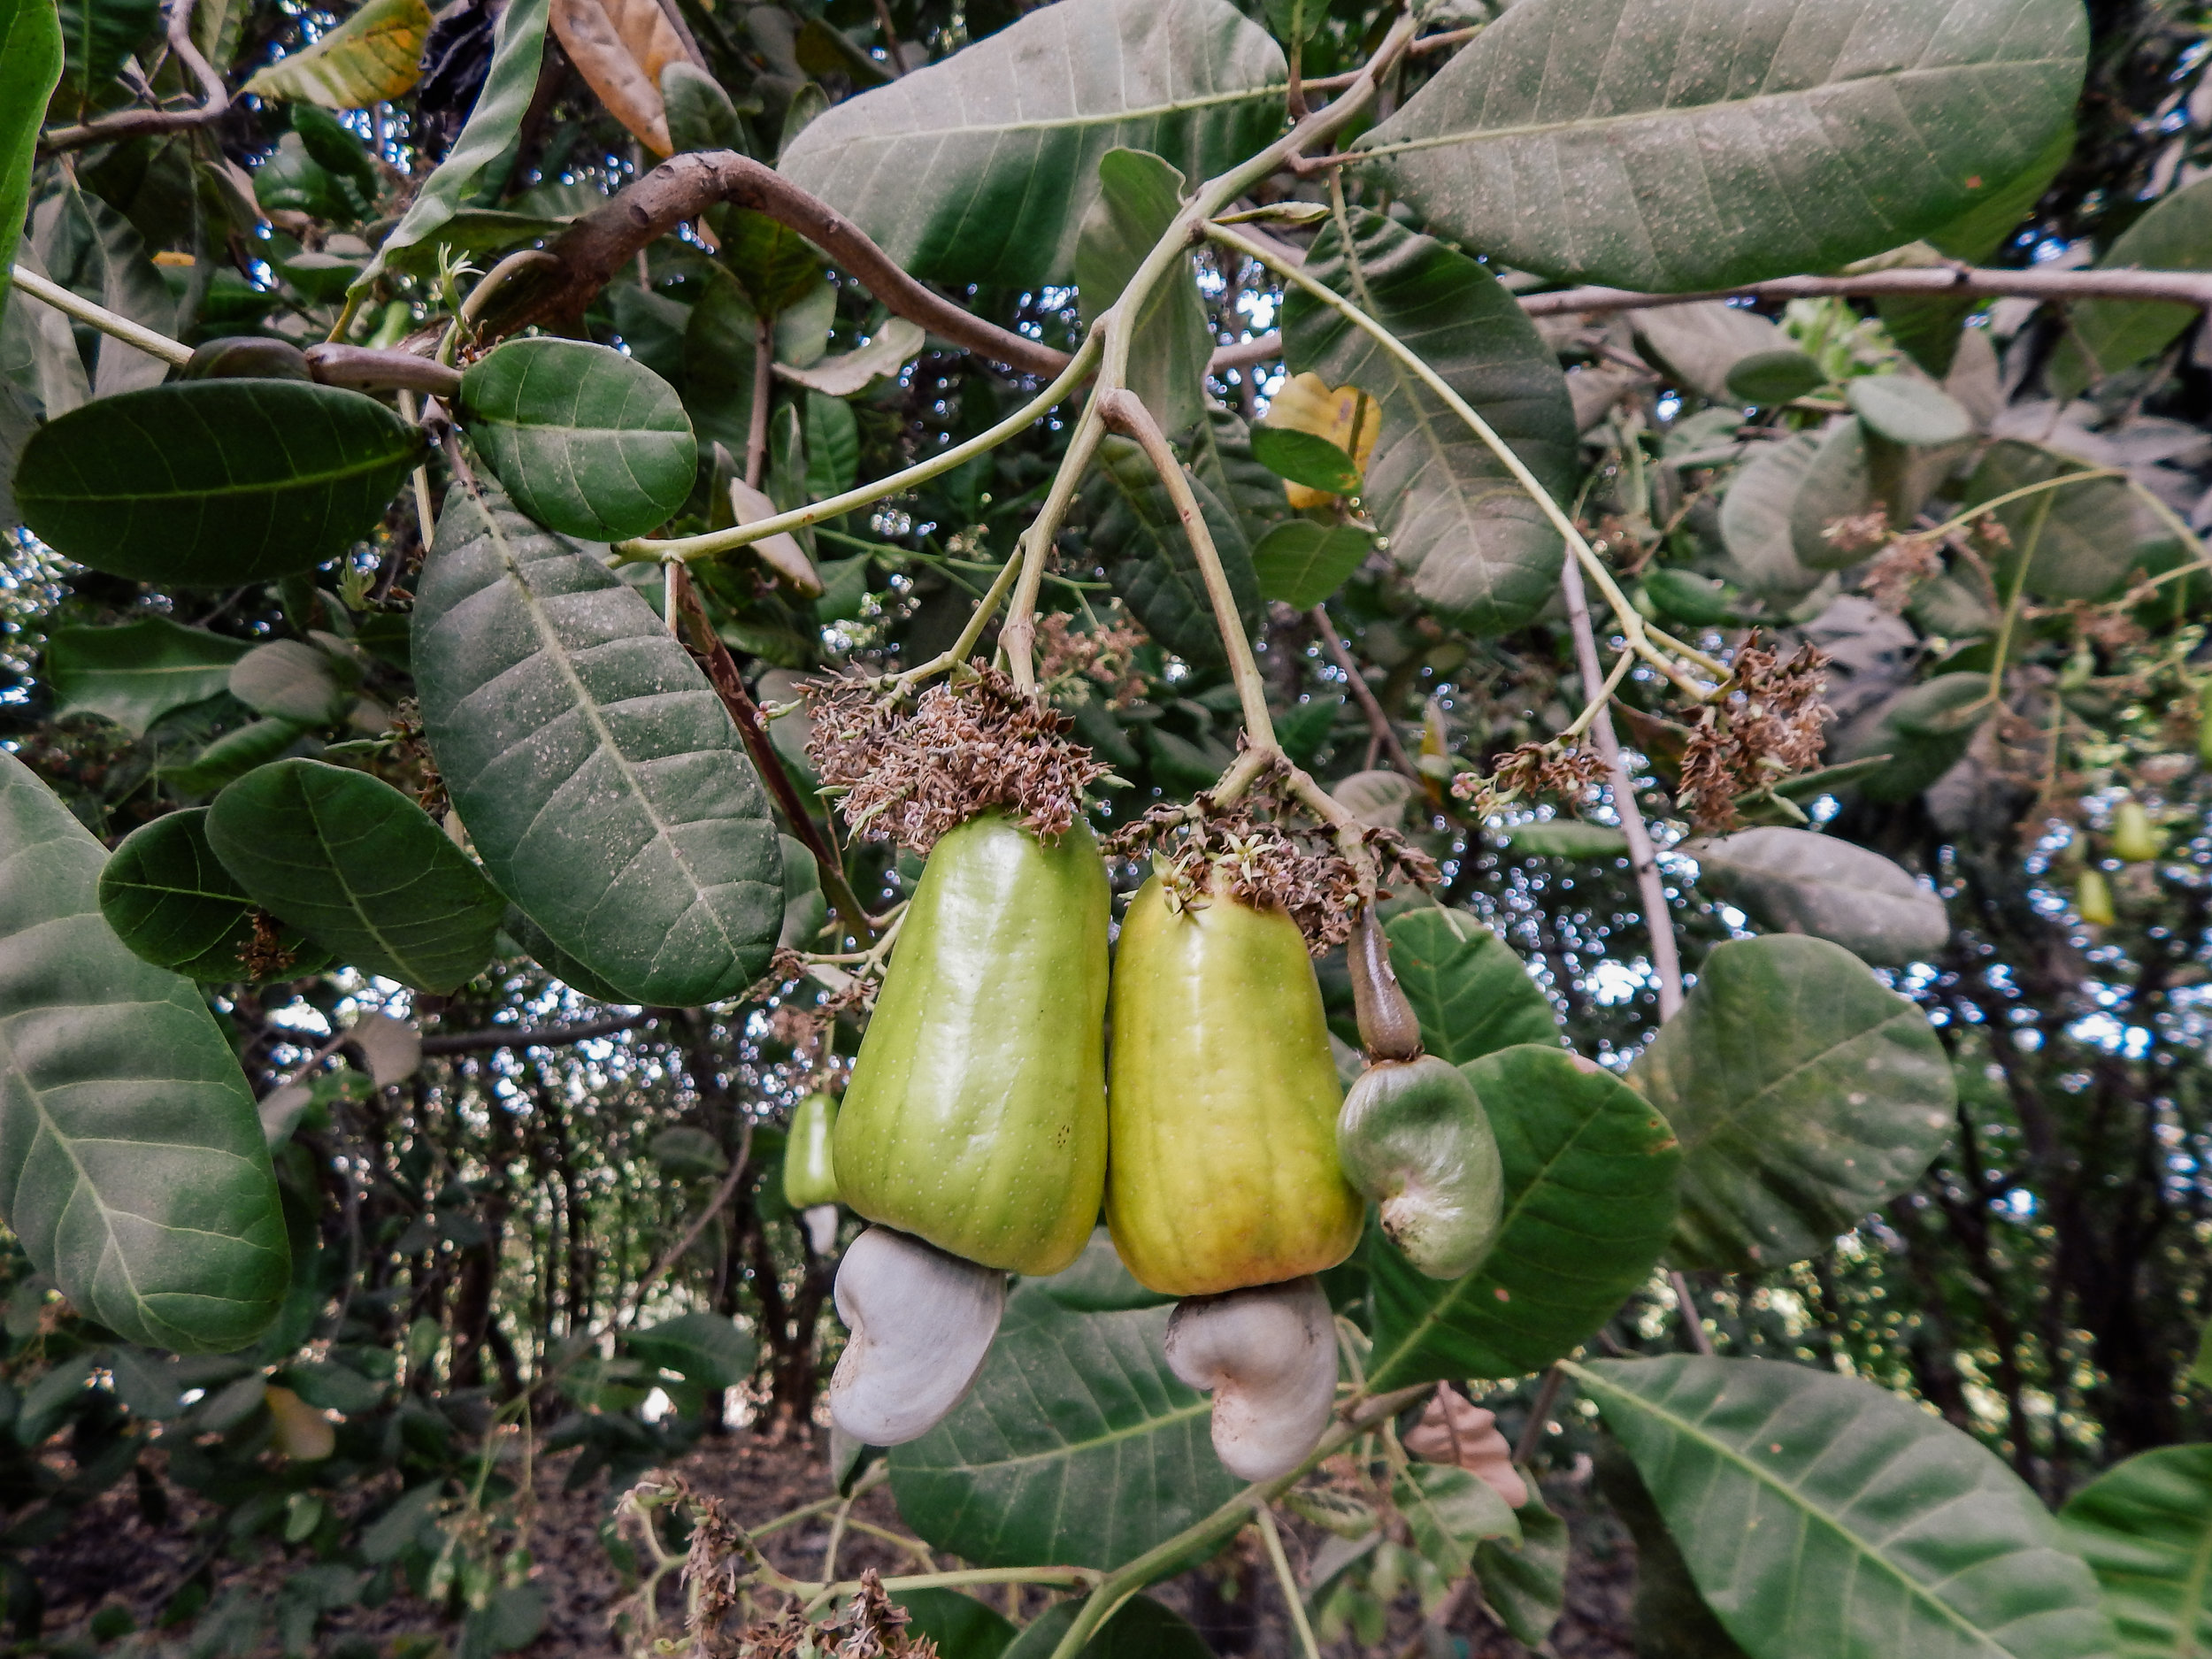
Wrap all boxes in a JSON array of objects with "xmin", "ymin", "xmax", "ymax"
[
  {"xmin": 829, "ymin": 1225, "xmax": 1005, "ymax": 1446},
  {"xmin": 1164, "ymin": 1276, "xmax": 1338, "ymax": 1482}
]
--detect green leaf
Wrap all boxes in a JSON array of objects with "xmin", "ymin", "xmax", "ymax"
[
  {"xmin": 354, "ymin": 0, "xmax": 548, "ymax": 288},
  {"xmin": 228, "ymin": 640, "xmax": 354, "ymax": 726},
  {"xmin": 1249, "ymin": 426, "xmax": 1363, "ymax": 495},
  {"xmin": 1366, "ymin": 1043, "xmax": 1682, "ymax": 1391},
  {"xmin": 44, "ymin": 618, "xmax": 250, "ymax": 735},
  {"xmin": 1686, "ymin": 828, "xmax": 1948, "ymax": 968},
  {"xmin": 501, "ymin": 905, "xmax": 634, "ymax": 1004},
  {"xmin": 458, "ymin": 339, "xmax": 697, "ymax": 541},
  {"xmin": 1572, "ymin": 1355, "xmax": 2118, "ymax": 1659},
  {"xmin": 160, "ymin": 718, "xmax": 318, "ymax": 797},
  {"xmin": 204, "ymin": 759, "xmax": 504, "ymax": 995},
  {"xmin": 1846, "ymin": 375, "xmax": 1974, "ymax": 449},
  {"xmin": 1594, "ymin": 1436, "xmax": 1754, "ymax": 1659},
  {"xmin": 1788, "ymin": 419, "xmax": 1877, "ymax": 572},
  {"xmin": 896, "ymin": 1590, "xmax": 1017, "ymax": 1659},
  {"xmin": 98, "ymin": 809, "xmax": 331, "ymax": 983},
  {"xmin": 14, "ymin": 380, "xmax": 424, "ymax": 586},
  {"xmin": 1286, "ymin": 208, "xmax": 1576, "ymax": 636},
  {"xmin": 2050, "ymin": 175, "xmax": 2212, "ymax": 400},
  {"xmin": 1629, "ymin": 933, "xmax": 1954, "ymax": 1274},
  {"xmin": 1475, "ymin": 1489, "xmax": 1571, "ymax": 1650},
  {"xmin": 1395, "ymin": 1462, "xmax": 1519, "ymax": 1578},
  {"xmin": 1503, "ymin": 819, "xmax": 1630, "ymax": 861},
  {"xmin": 50, "ymin": 0, "xmax": 157, "ymax": 117},
  {"xmin": 1830, "ymin": 672, "xmax": 1992, "ymax": 803},
  {"xmin": 2062, "ymin": 1444, "xmax": 2212, "ymax": 1658},
  {"xmin": 1356, "ymin": 0, "xmax": 2086, "ymax": 294},
  {"xmin": 1076, "ymin": 148, "xmax": 1212, "ymax": 435},
  {"xmin": 1185, "ymin": 404, "xmax": 1290, "ymax": 541},
  {"xmin": 411, "ymin": 470, "xmax": 783, "ymax": 1006},
  {"xmin": 777, "ymin": 0, "xmax": 1285, "ymax": 288},
  {"xmin": 0, "ymin": 0, "xmax": 61, "ymax": 303},
  {"xmin": 803, "ymin": 392, "xmax": 858, "ymax": 502},
  {"xmin": 776, "ymin": 316, "xmax": 926, "ymax": 398},
  {"xmin": 662, "ymin": 58, "xmax": 744, "ymax": 155},
  {"xmin": 887, "ymin": 1282, "xmax": 1243, "ymax": 1571},
  {"xmin": 1632, "ymin": 303, "xmax": 1793, "ymax": 405},
  {"xmin": 2194, "ymin": 1318, "xmax": 2212, "ymax": 1391},
  {"xmin": 1962, "ymin": 441, "xmax": 2147, "ymax": 601},
  {"xmin": 1248, "ymin": 519, "xmax": 1371, "ymax": 610},
  {"xmin": 1726, "ymin": 349, "xmax": 1826, "ymax": 407},
  {"xmin": 0, "ymin": 751, "xmax": 288, "ymax": 1353},
  {"xmin": 32, "ymin": 183, "xmax": 178, "ymax": 395},
  {"xmin": 1085, "ymin": 434, "xmax": 1263, "ymax": 668},
  {"xmin": 1718, "ymin": 433, "xmax": 1828, "ymax": 601},
  {"xmin": 1385, "ymin": 908, "xmax": 1559, "ymax": 1065},
  {"xmin": 243, "ymin": 0, "xmax": 428, "ymax": 105},
  {"xmin": 1002, "ymin": 1594, "xmax": 1213, "ymax": 1659},
  {"xmin": 624, "ymin": 1312, "xmax": 756, "ymax": 1389}
]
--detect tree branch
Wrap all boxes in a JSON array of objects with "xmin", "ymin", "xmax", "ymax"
[
  {"xmin": 39, "ymin": 0, "xmax": 233, "ymax": 154},
  {"xmin": 1559, "ymin": 554, "xmax": 1683, "ymax": 1020},
  {"xmin": 1521, "ymin": 264, "xmax": 2212, "ymax": 318},
  {"xmin": 471, "ymin": 150, "xmax": 1069, "ymax": 376},
  {"xmin": 1311, "ymin": 603, "xmax": 1417, "ymax": 778},
  {"xmin": 666, "ymin": 563, "xmax": 879, "ymax": 943}
]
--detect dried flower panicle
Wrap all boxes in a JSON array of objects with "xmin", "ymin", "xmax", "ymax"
[
  {"xmin": 803, "ymin": 665, "xmax": 1108, "ymax": 854},
  {"xmin": 1820, "ymin": 507, "xmax": 1893, "ymax": 559},
  {"xmin": 1860, "ymin": 534, "xmax": 1944, "ymax": 613},
  {"xmin": 1452, "ymin": 741, "xmax": 1608, "ymax": 814},
  {"xmin": 240, "ymin": 910, "xmax": 296, "ymax": 979},
  {"xmin": 1034, "ymin": 612, "xmax": 1148, "ymax": 707},
  {"xmin": 1678, "ymin": 636, "xmax": 1832, "ymax": 832}
]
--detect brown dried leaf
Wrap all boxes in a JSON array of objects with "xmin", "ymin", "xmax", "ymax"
[
  {"xmin": 549, "ymin": 0, "xmax": 694, "ymax": 155},
  {"xmin": 1402, "ymin": 1386, "xmax": 1528, "ymax": 1510}
]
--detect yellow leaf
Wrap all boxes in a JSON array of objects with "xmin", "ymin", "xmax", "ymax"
[
  {"xmin": 550, "ymin": 0, "xmax": 695, "ymax": 157},
  {"xmin": 265, "ymin": 1386, "xmax": 337, "ymax": 1462},
  {"xmin": 1263, "ymin": 371, "xmax": 1378, "ymax": 510},
  {"xmin": 243, "ymin": 0, "xmax": 431, "ymax": 106}
]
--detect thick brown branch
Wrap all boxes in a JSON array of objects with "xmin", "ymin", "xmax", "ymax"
[
  {"xmin": 472, "ymin": 150, "xmax": 1070, "ymax": 376},
  {"xmin": 1523, "ymin": 264, "xmax": 2212, "ymax": 318},
  {"xmin": 40, "ymin": 0, "xmax": 232, "ymax": 154}
]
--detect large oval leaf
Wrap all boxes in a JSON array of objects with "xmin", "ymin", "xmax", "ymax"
[
  {"xmin": 0, "ymin": 0, "xmax": 61, "ymax": 300},
  {"xmin": 887, "ymin": 1279, "xmax": 1242, "ymax": 1571},
  {"xmin": 457, "ymin": 338, "xmax": 697, "ymax": 541},
  {"xmin": 2049, "ymin": 175, "xmax": 2212, "ymax": 401},
  {"xmin": 411, "ymin": 469, "xmax": 782, "ymax": 1006},
  {"xmin": 776, "ymin": 0, "xmax": 1285, "ymax": 288},
  {"xmin": 1002, "ymin": 1594, "xmax": 1215, "ymax": 1658},
  {"xmin": 98, "ymin": 810, "xmax": 331, "ymax": 984},
  {"xmin": 0, "ymin": 752, "xmax": 288, "ymax": 1353},
  {"xmin": 1962, "ymin": 441, "xmax": 2151, "ymax": 601},
  {"xmin": 242, "ymin": 0, "xmax": 429, "ymax": 105},
  {"xmin": 2060, "ymin": 1444, "xmax": 2212, "ymax": 1657},
  {"xmin": 14, "ymin": 380, "xmax": 424, "ymax": 585},
  {"xmin": 1355, "ymin": 0, "xmax": 2086, "ymax": 293},
  {"xmin": 205, "ymin": 759, "xmax": 505, "ymax": 995},
  {"xmin": 1366, "ymin": 1044, "xmax": 1681, "ymax": 1391},
  {"xmin": 1718, "ymin": 434, "xmax": 1829, "ymax": 601},
  {"xmin": 1571, "ymin": 1355, "xmax": 2118, "ymax": 1659},
  {"xmin": 1075, "ymin": 149, "xmax": 1212, "ymax": 437},
  {"xmin": 1628, "ymin": 933, "xmax": 1955, "ymax": 1274},
  {"xmin": 1385, "ymin": 908, "xmax": 1560, "ymax": 1064},
  {"xmin": 44, "ymin": 618, "xmax": 249, "ymax": 736},
  {"xmin": 1286, "ymin": 209, "xmax": 1577, "ymax": 636},
  {"xmin": 1685, "ymin": 828, "xmax": 1948, "ymax": 968}
]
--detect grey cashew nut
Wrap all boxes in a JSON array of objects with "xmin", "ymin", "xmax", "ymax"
[
  {"xmin": 828, "ymin": 1225, "xmax": 1005, "ymax": 1446},
  {"xmin": 1164, "ymin": 1276, "xmax": 1338, "ymax": 1482}
]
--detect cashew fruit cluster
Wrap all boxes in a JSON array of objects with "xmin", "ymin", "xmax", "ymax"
[{"xmin": 823, "ymin": 814, "xmax": 1509, "ymax": 1484}]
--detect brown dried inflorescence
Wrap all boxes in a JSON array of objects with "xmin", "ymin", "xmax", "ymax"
[
  {"xmin": 729, "ymin": 1571, "xmax": 938, "ymax": 1658},
  {"xmin": 1821, "ymin": 507, "xmax": 1893, "ymax": 560},
  {"xmin": 1678, "ymin": 637, "xmax": 1832, "ymax": 831},
  {"xmin": 803, "ymin": 665, "xmax": 1109, "ymax": 854},
  {"xmin": 1860, "ymin": 534, "xmax": 1944, "ymax": 614},
  {"xmin": 1452, "ymin": 741, "xmax": 1609, "ymax": 814},
  {"xmin": 1107, "ymin": 763, "xmax": 1439, "ymax": 955},
  {"xmin": 1034, "ymin": 612, "xmax": 1148, "ymax": 706},
  {"xmin": 240, "ymin": 910, "xmax": 296, "ymax": 980}
]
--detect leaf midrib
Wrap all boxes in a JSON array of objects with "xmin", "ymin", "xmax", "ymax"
[
  {"xmin": 1655, "ymin": 995, "xmax": 1919, "ymax": 1156},
  {"xmin": 1356, "ymin": 58, "xmax": 2083, "ymax": 163},
  {"xmin": 927, "ymin": 1395, "xmax": 1212, "ymax": 1475},
  {"xmin": 1566, "ymin": 1362, "xmax": 2011, "ymax": 1658},
  {"xmin": 32, "ymin": 441, "xmax": 414, "ymax": 507}
]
